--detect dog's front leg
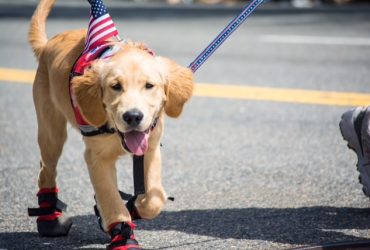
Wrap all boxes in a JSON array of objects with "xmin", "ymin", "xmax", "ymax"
[
  {"xmin": 134, "ymin": 134, "xmax": 167, "ymax": 220},
  {"xmin": 84, "ymin": 137, "xmax": 131, "ymax": 232}
]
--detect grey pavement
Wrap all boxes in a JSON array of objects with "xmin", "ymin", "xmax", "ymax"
[{"xmin": 1, "ymin": 4, "xmax": 370, "ymax": 250}]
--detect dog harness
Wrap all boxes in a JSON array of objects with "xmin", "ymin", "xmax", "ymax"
[{"xmin": 69, "ymin": 41, "xmax": 119, "ymax": 136}]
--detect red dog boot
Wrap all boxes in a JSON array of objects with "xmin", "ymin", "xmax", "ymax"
[
  {"xmin": 107, "ymin": 222, "xmax": 141, "ymax": 250},
  {"xmin": 28, "ymin": 188, "xmax": 72, "ymax": 237}
]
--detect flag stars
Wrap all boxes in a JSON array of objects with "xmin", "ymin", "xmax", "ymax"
[
  {"xmin": 91, "ymin": 2, "xmax": 107, "ymax": 17},
  {"xmin": 84, "ymin": 0, "xmax": 119, "ymax": 52}
]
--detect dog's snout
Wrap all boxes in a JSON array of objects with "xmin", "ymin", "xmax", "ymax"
[{"xmin": 123, "ymin": 109, "xmax": 144, "ymax": 127}]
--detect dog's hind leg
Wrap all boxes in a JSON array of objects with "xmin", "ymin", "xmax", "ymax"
[
  {"xmin": 33, "ymin": 69, "xmax": 67, "ymax": 189},
  {"xmin": 28, "ymin": 68, "xmax": 72, "ymax": 237}
]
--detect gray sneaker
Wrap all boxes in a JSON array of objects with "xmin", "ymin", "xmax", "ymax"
[{"xmin": 339, "ymin": 106, "xmax": 370, "ymax": 197}]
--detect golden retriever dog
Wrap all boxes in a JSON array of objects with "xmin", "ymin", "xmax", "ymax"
[{"xmin": 28, "ymin": 0, "xmax": 193, "ymax": 248}]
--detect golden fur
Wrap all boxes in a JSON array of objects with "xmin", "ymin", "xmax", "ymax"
[{"xmin": 30, "ymin": 0, "xmax": 193, "ymax": 231}]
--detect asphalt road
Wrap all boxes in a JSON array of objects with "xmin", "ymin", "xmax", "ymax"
[{"xmin": 1, "ymin": 5, "xmax": 370, "ymax": 250}]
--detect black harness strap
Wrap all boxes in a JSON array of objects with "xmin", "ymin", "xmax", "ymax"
[
  {"xmin": 28, "ymin": 193, "xmax": 68, "ymax": 217},
  {"xmin": 130, "ymin": 117, "xmax": 159, "ymax": 196},
  {"xmin": 81, "ymin": 124, "xmax": 116, "ymax": 137},
  {"xmin": 133, "ymin": 155, "xmax": 145, "ymax": 195}
]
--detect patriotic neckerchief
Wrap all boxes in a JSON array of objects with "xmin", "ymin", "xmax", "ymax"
[{"xmin": 70, "ymin": 0, "xmax": 121, "ymax": 136}]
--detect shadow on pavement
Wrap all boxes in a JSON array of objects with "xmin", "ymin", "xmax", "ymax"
[
  {"xmin": 140, "ymin": 206, "xmax": 370, "ymax": 245},
  {"xmin": 1, "ymin": 206, "xmax": 370, "ymax": 249},
  {"xmin": 0, "ymin": 215, "xmax": 108, "ymax": 250}
]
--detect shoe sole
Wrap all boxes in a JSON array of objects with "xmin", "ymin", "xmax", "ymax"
[
  {"xmin": 339, "ymin": 107, "xmax": 370, "ymax": 198},
  {"xmin": 37, "ymin": 215, "xmax": 73, "ymax": 237}
]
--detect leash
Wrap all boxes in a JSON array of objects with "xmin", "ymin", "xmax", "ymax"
[
  {"xmin": 82, "ymin": 0, "xmax": 264, "ymax": 207},
  {"xmin": 188, "ymin": 0, "xmax": 265, "ymax": 73}
]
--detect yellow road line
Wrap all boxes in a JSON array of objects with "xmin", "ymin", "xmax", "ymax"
[
  {"xmin": 1, "ymin": 67, "xmax": 370, "ymax": 107},
  {"xmin": 195, "ymin": 83, "xmax": 370, "ymax": 107},
  {"xmin": 0, "ymin": 68, "xmax": 36, "ymax": 84}
]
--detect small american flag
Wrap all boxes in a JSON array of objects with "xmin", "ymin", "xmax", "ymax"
[{"xmin": 83, "ymin": 0, "xmax": 120, "ymax": 53}]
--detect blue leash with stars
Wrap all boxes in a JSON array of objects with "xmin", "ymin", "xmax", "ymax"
[{"xmin": 188, "ymin": 0, "xmax": 265, "ymax": 73}]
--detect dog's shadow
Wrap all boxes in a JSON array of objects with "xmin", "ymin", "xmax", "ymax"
[{"xmin": 1, "ymin": 206, "xmax": 370, "ymax": 249}]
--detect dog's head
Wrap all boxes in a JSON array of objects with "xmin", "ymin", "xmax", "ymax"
[{"xmin": 71, "ymin": 42, "xmax": 194, "ymax": 155}]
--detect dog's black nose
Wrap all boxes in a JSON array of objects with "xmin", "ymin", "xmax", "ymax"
[{"xmin": 123, "ymin": 109, "xmax": 144, "ymax": 127}]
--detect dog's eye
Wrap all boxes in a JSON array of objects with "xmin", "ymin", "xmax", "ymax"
[
  {"xmin": 111, "ymin": 83, "xmax": 122, "ymax": 91},
  {"xmin": 145, "ymin": 83, "xmax": 154, "ymax": 89}
]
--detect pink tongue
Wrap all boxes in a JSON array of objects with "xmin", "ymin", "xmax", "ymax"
[{"xmin": 124, "ymin": 131, "xmax": 149, "ymax": 156}]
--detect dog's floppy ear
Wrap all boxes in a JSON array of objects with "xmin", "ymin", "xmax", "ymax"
[
  {"xmin": 71, "ymin": 64, "xmax": 107, "ymax": 127},
  {"xmin": 158, "ymin": 57, "xmax": 194, "ymax": 118}
]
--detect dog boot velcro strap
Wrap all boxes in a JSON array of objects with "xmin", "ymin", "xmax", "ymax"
[
  {"xmin": 28, "ymin": 195, "xmax": 67, "ymax": 217},
  {"xmin": 107, "ymin": 222, "xmax": 141, "ymax": 250},
  {"xmin": 125, "ymin": 195, "xmax": 141, "ymax": 221},
  {"xmin": 28, "ymin": 188, "xmax": 67, "ymax": 218},
  {"xmin": 28, "ymin": 188, "xmax": 72, "ymax": 237}
]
